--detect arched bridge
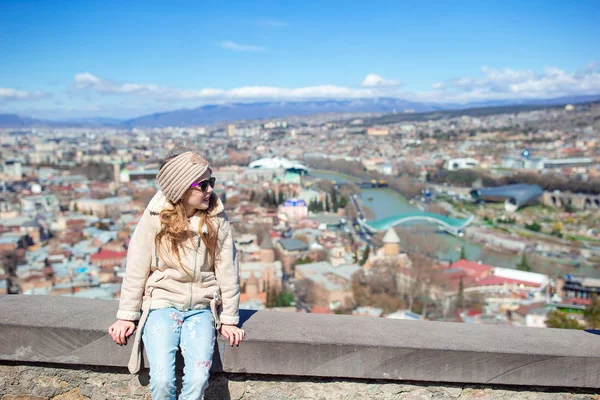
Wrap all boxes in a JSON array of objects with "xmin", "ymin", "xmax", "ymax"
[{"xmin": 359, "ymin": 212, "xmax": 473, "ymax": 236}]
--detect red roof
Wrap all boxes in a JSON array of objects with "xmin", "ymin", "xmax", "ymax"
[
  {"xmin": 451, "ymin": 260, "xmax": 493, "ymax": 279},
  {"xmin": 562, "ymin": 298, "xmax": 592, "ymax": 306},
  {"xmin": 514, "ymin": 302, "xmax": 545, "ymax": 317},
  {"xmin": 474, "ymin": 276, "xmax": 541, "ymax": 288},
  {"xmin": 311, "ymin": 306, "xmax": 331, "ymax": 314},
  {"xmin": 90, "ymin": 250, "xmax": 127, "ymax": 261}
]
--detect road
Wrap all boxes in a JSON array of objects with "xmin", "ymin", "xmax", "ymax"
[{"xmin": 349, "ymin": 194, "xmax": 373, "ymax": 245}]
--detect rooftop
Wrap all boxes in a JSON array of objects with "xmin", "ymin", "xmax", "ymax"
[{"xmin": 277, "ymin": 238, "xmax": 309, "ymax": 252}]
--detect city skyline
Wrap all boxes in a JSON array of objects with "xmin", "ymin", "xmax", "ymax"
[{"xmin": 1, "ymin": 0, "xmax": 599, "ymax": 119}]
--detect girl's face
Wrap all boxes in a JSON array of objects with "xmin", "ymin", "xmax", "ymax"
[{"xmin": 181, "ymin": 170, "xmax": 214, "ymax": 211}]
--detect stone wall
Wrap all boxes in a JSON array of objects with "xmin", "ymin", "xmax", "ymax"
[
  {"xmin": 2, "ymin": 364, "xmax": 598, "ymax": 400},
  {"xmin": 2, "ymin": 295, "xmax": 600, "ymax": 399}
]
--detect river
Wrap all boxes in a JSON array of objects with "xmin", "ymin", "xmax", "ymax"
[{"xmin": 308, "ymin": 170, "xmax": 520, "ymax": 268}]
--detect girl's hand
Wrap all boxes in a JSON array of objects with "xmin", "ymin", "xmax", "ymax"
[
  {"xmin": 108, "ymin": 320, "xmax": 136, "ymax": 345},
  {"xmin": 219, "ymin": 324, "xmax": 245, "ymax": 346}
]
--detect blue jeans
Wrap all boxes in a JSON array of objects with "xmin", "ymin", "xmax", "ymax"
[{"xmin": 142, "ymin": 307, "xmax": 216, "ymax": 400}]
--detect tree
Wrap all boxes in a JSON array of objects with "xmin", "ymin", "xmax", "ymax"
[
  {"xmin": 295, "ymin": 256, "xmax": 312, "ymax": 265},
  {"xmin": 394, "ymin": 226, "xmax": 449, "ymax": 259},
  {"xmin": 270, "ymin": 192, "xmax": 278, "ymax": 207},
  {"xmin": 404, "ymin": 253, "xmax": 439, "ymax": 312},
  {"xmin": 330, "ymin": 189, "xmax": 338, "ymax": 212},
  {"xmin": 360, "ymin": 246, "xmax": 370, "ymax": 266},
  {"xmin": 351, "ymin": 259, "xmax": 404, "ymax": 314},
  {"xmin": 517, "ymin": 253, "xmax": 532, "ymax": 272},
  {"xmin": 273, "ymin": 291, "xmax": 295, "ymax": 307},
  {"xmin": 459, "ymin": 246, "xmax": 467, "ymax": 261},
  {"xmin": 545, "ymin": 310, "xmax": 584, "ymax": 329},
  {"xmin": 265, "ymin": 281, "xmax": 273, "ymax": 308},
  {"xmin": 457, "ymin": 277, "xmax": 464, "ymax": 309},
  {"xmin": 325, "ymin": 195, "xmax": 330, "ymax": 212},
  {"xmin": 584, "ymin": 293, "xmax": 600, "ymax": 329},
  {"xmin": 295, "ymin": 278, "xmax": 318, "ymax": 306},
  {"xmin": 278, "ymin": 191, "xmax": 284, "ymax": 205},
  {"xmin": 525, "ymin": 221, "xmax": 542, "ymax": 232}
]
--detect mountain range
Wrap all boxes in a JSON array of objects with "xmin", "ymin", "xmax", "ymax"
[{"xmin": 1, "ymin": 94, "xmax": 599, "ymax": 128}]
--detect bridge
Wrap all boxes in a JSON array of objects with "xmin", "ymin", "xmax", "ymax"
[
  {"xmin": 359, "ymin": 212, "xmax": 473, "ymax": 236},
  {"xmin": 350, "ymin": 194, "xmax": 472, "ymax": 236}
]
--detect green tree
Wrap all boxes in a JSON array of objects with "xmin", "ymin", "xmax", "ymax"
[
  {"xmin": 72, "ymin": 202, "xmax": 78, "ymax": 212},
  {"xmin": 278, "ymin": 191, "xmax": 284, "ymax": 205},
  {"xmin": 457, "ymin": 277, "xmax": 464, "ymax": 309},
  {"xmin": 459, "ymin": 246, "xmax": 467, "ymax": 261},
  {"xmin": 265, "ymin": 281, "xmax": 273, "ymax": 308},
  {"xmin": 517, "ymin": 253, "xmax": 532, "ymax": 272},
  {"xmin": 330, "ymin": 189, "xmax": 338, "ymax": 212},
  {"xmin": 360, "ymin": 246, "xmax": 370, "ymax": 266},
  {"xmin": 296, "ymin": 257, "xmax": 313, "ymax": 265},
  {"xmin": 525, "ymin": 221, "xmax": 542, "ymax": 232},
  {"xmin": 545, "ymin": 310, "xmax": 584, "ymax": 329},
  {"xmin": 325, "ymin": 195, "xmax": 330, "ymax": 212},
  {"xmin": 584, "ymin": 293, "xmax": 600, "ymax": 329},
  {"xmin": 273, "ymin": 290, "xmax": 295, "ymax": 307}
]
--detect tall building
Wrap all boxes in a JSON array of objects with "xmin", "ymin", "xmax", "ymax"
[
  {"xmin": 228, "ymin": 124, "xmax": 236, "ymax": 137},
  {"xmin": 260, "ymin": 232, "xmax": 275, "ymax": 263},
  {"xmin": 382, "ymin": 228, "xmax": 401, "ymax": 257}
]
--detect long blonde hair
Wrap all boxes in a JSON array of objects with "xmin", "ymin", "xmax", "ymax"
[{"xmin": 154, "ymin": 196, "xmax": 219, "ymax": 274}]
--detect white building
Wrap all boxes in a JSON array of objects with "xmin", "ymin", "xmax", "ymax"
[
  {"xmin": 248, "ymin": 157, "xmax": 309, "ymax": 175},
  {"xmin": 21, "ymin": 193, "xmax": 60, "ymax": 217},
  {"xmin": 1, "ymin": 160, "xmax": 23, "ymax": 179},
  {"xmin": 280, "ymin": 199, "xmax": 308, "ymax": 222},
  {"xmin": 444, "ymin": 158, "xmax": 479, "ymax": 171}
]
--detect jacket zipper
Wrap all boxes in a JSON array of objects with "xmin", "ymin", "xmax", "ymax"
[{"xmin": 188, "ymin": 236, "xmax": 200, "ymax": 310}]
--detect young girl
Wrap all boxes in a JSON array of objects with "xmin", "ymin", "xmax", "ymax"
[{"xmin": 109, "ymin": 149, "xmax": 245, "ymax": 399}]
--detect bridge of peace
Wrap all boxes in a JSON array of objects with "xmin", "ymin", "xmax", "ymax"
[
  {"xmin": 360, "ymin": 212, "xmax": 474, "ymax": 236},
  {"xmin": 1, "ymin": 295, "xmax": 599, "ymax": 399}
]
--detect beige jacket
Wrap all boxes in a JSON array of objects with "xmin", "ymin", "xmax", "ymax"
[{"xmin": 117, "ymin": 190, "xmax": 240, "ymax": 327}]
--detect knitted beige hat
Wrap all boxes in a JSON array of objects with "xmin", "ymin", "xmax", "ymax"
[{"xmin": 156, "ymin": 151, "xmax": 212, "ymax": 203}]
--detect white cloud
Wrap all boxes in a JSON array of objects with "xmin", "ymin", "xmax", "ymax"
[
  {"xmin": 72, "ymin": 73, "xmax": 376, "ymax": 101},
  {"xmin": 218, "ymin": 41, "xmax": 267, "ymax": 52},
  {"xmin": 67, "ymin": 62, "xmax": 600, "ymax": 112},
  {"xmin": 74, "ymin": 72, "xmax": 102, "ymax": 86},
  {"xmin": 441, "ymin": 64, "xmax": 600, "ymax": 100},
  {"xmin": 361, "ymin": 73, "xmax": 400, "ymax": 87},
  {"xmin": 0, "ymin": 88, "xmax": 48, "ymax": 102}
]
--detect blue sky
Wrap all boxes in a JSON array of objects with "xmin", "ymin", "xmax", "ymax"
[{"xmin": 0, "ymin": 0, "xmax": 599, "ymax": 119}]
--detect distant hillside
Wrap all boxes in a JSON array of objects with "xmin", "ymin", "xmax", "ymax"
[
  {"xmin": 122, "ymin": 98, "xmax": 433, "ymax": 127},
  {"xmin": 1, "ymin": 94, "xmax": 599, "ymax": 128},
  {"xmin": 0, "ymin": 114, "xmax": 40, "ymax": 128}
]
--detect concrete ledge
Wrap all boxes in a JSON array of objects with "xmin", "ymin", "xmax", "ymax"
[{"xmin": 1, "ymin": 295, "xmax": 600, "ymax": 389}]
